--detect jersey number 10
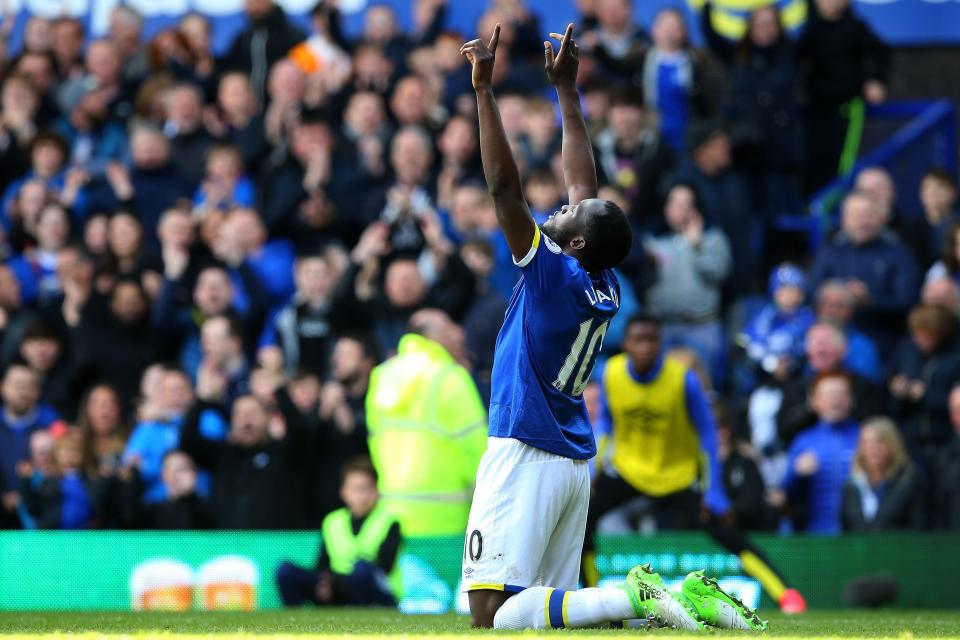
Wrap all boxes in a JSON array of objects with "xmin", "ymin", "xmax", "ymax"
[{"xmin": 552, "ymin": 319, "xmax": 609, "ymax": 397}]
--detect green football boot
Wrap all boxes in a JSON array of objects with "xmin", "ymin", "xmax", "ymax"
[
  {"xmin": 680, "ymin": 570, "xmax": 768, "ymax": 631},
  {"xmin": 623, "ymin": 564, "xmax": 706, "ymax": 631}
]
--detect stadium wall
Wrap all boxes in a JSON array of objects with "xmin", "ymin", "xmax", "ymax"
[{"xmin": 1, "ymin": 531, "xmax": 957, "ymax": 612}]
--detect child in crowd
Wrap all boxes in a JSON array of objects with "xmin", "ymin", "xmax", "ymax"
[
  {"xmin": 19, "ymin": 429, "xmax": 92, "ymax": 529},
  {"xmin": 192, "ymin": 145, "xmax": 256, "ymax": 216},
  {"xmin": 740, "ymin": 264, "xmax": 816, "ymax": 388},
  {"xmin": 275, "ymin": 458, "xmax": 401, "ymax": 607}
]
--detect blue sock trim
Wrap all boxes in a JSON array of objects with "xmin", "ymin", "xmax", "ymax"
[{"xmin": 548, "ymin": 588, "xmax": 566, "ymax": 629}]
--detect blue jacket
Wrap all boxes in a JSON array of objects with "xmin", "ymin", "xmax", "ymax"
[
  {"xmin": 124, "ymin": 413, "xmax": 226, "ymax": 503},
  {"xmin": 809, "ymin": 231, "xmax": 919, "ymax": 318},
  {"xmin": 742, "ymin": 304, "xmax": 816, "ymax": 364},
  {"xmin": 246, "ymin": 239, "xmax": 296, "ymax": 308},
  {"xmin": 844, "ymin": 328, "xmax": 881, "ymax": 383},
  {"xmin": 782, "ymin": 419, "xmax": 861, "ymax": 534},
  {"xmin": 0, "ymin": 404, "xmax": 59, "ymax": 492}
]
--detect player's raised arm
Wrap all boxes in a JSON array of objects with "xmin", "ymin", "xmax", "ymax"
[
  {"xmin": 546, "ymin": 24, "xmax": 597, "ymax": 205},
  {"xmin": 461, "ymin": 26, "xmax": 537, "ymax": 262}
]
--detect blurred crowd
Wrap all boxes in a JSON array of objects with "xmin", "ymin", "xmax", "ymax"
[{"xmin": 0, "ymin": 0, "xmax": 958, "ymax": 535}]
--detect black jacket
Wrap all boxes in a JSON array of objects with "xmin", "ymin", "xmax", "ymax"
[
  {"xmin": 933, "ymin": 437, "xmax": 960, "ymax": 529},
  {"xmin": 842, "ymin": 466, "xmax": 927, "ymax": 531},
  {"xmin": 886, "ymin": 338, "xmax": 960, "ymax": 450},
  {"xmin": 223, "ymin": 5, "xmax": 306, "ymax": 103},
  {"xmin": 179, "ymin": 388, "xmax": 309, "ymax": 529},
  {"xmin": 796, "ymin": 0, "xmax": 890, "ymax": 107}
]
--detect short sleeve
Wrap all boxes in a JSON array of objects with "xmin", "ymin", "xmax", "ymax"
[{"xmin": 515, "ymin": 226, "xmax": 572, "ymax": 296}]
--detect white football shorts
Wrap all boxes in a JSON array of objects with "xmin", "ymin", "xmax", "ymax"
[{"xmin": 461, "ymin": 436, "xmax": 590, "ymax": 593}]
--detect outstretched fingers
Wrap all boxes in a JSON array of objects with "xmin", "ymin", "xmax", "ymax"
[
  {"xmin": 544, "ymin": 40, "xmax": 555, "ymax": 68},
  {"xmin": 549, "ymin": 23, "xmax": 575, "ymax": 57},
  {"xmin": 488, "ymin": 23, "xmax": 500, "ymax": 52}
]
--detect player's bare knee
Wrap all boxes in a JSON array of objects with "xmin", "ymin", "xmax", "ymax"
[{"xmin": 468, "ymin": 590, "xmax": 509, "ymax": 628}]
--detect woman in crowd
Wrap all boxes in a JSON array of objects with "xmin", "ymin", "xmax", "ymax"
[{"xmin": 842, "ymin": 417, "xmax": 927, "ymax": 530}]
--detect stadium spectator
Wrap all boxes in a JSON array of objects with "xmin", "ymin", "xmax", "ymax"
[
  {"xmin": 813, "ymin": 280, "xmax": 881, "ymax": 382},
  {"xmin": 1, "ymin": 132, "xmax": 70, "ymax": 235},
  {"xmin": 365, "ymin": 309, "xmax": 486, "ymax": 536},
  {"xmin": 10, "ymin": 318, "xmax": 72, "ymax": 416},
  {"xmin": 223, "ymin": 0, "xmax": 306, "ymax": 104},
  {"xmin": 72, "ymin": 279, "xmax": 155, "ymax": 404},
  {"xmin": 798, "ymin": 0, "xmax": 890, "ymax": 192},
  {"xmin": 904, "ymin": 168, "xmax": 959, "ymax": 272},
  {"xmin": 925, "ymin": 220, "xmax": 960, "ymax": 286},
  {"xmin": 842, "ymin": 417, "xmax": 927, "ymax": 531},
  {"xmin": 0, "ymin": 75, "xmax": 40, "ymax": 195},
  {"xmin": 0, "ymin": 363, "xmax": 59, "ymax": 527},
  {"xmin": 809, "ymin": 190, "xmax": 919, "ymax": 350},
  {"xmin": 886, "ymin": 304, "xmax": 960, "ymax": 470},
  {"xmin": 276, "ymin": 458, "xmax": 401, "ymax": 607},
  {"xmin": 739, "ymin": 264, "xmax": 815, "ymax": 391},
  {"xmin": 779, "ymin": 371, "xmax": 861, "ymax": 534},
  {"xmin": 934, "ymin": 385, "xmax": 960, "ymax": 530},
  {"xmin": 211, "ymin": 72, "xmax": 268, "ymax": 173},
  {"xmin": 638, "ymin": 8, "xmax": 711, "ymax": 153},
  {"xmin": 577, "ymin": 0, "xmax": 647, "ymax": 84},
  {"xmin": 701, "ymin": 0, "xmax": 802, "ymax": 217},
  {"xmin": 921, "ymin": 276, "xmax": 960, "ymax": 318},
  {"xmin": 854, "ymin": 167, "xmax": 901, "ymax": 228},
  {"xmin": 669, "ymin": 121, "xmax": 755, "ymax": 292},
  {"xmin": 123, "ymin": 450, "xmax": 214, "ymax": 529},
  {"xmin": 192, "ymin": 145, "xmax": 257, "ymax": 218},
  {"xmin": 179, "ymin": 364, "xmax": 307, "ymax": 528},
  {"xmin": 123, "ymin": 368, "xmax": 198, "ymax": 503},
  {"xmin": 775, "ymin": 323, "xmax": 882, "ymax": 449},
  {"xmin": 151, "ymin": 262, "xmax": 267, "ymax": 376},
  {"xmin": 83, "ymin": 127, "xmax": 193, "ymax": 251},
  {"xmin": 50, "ymin": 18, "xmax": 85, "ymax": 81},
  {"xmin": 74, "ymin": 384, "xmax": 128, "ymax": 526},
  {"xmin": 258, "ymin": 112, "xmax": 364, "ymax": 245},
  {"xmin": 593, "ymin": 89, "xmax": 675, "ymax": 223},
  {"xmin": 259, "ymin": 252, "xmax": 344, "ymax": 379},
  {"xmin": 715, "ymin": 402, "xmax": 776, "ymax": 532},
  {"xmin": 163, "ymin": 83, "xmax": 218, "ymax": 186},
  {"xmin": 55, "ymin": 39, "xmax": 130, "ymax": 127},
  {"xmin": 18, "ymin": 428, "xmax": 92, "ymax": 529},
  {"xmin": 304, "ymin": 334, "xmax": 376, "ymax": 521},
  {"xmin": 643, "ymin": 183, "xmax": 732, "ymax": 387}
]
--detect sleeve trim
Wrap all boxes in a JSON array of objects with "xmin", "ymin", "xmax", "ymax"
[{"xmin": 513, "ymin": 226, "xmax": 541, "ymax": 267}]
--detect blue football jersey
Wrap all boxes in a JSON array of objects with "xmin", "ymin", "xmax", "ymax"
[{"xmin": 488, "ymin": 226, "xmax": 621, "ymax": 459}]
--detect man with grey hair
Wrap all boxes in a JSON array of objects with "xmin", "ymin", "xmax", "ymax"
[
  {"xmin": 776, "ymin": 322, "xmax": 882, "ymax": 447},
  {"xmin": 809, "ymin": 190, "xmax": 919, "ymax": 350},
  {"xmin": 921, "ymin": 276, "xmax": 960, "ymax": 318},
  {"xmin": 814, "ymin": 279, "xmax": 880, "ymax": 381}
]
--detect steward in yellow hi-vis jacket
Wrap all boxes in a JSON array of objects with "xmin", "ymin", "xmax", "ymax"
[
  {"xmin": 582, "ymin": 314, "xmax": 807, "ymax": 614},
  {"xmin": 365, "ymin": 312, "xmax": 487, "ymax": 537}
]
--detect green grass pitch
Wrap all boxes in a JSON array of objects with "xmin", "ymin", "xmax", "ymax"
[{"xmin": 0, "ymin": 610, "xmax": 958, "ymax": 639}]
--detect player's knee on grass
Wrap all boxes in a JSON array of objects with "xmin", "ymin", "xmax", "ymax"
[{"xmin": 468, "ymin": 590, "xmax": 512, "ymax": 628}]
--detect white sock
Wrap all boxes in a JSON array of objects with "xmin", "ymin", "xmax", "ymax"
[{"xmin": 493, "ymin": 586, "xmax": 637, "ymax": 630}]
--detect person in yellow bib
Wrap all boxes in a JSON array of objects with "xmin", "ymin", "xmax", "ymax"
[
  {"xmin": 275, "ymin": 458, "xmax": 401, "ymax": 607},
  {"xmin": 582, "ymin": 314, "xmax": 807, "ymax": 614},
  {"xmin": 365, "ymin": 309, "xmax": 487, "ymax": 537}
]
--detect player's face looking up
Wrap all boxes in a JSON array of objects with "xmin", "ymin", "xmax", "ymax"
[
  {"xmin": 623, "ymin": 321, "xmax": 661, "ymax": 373},
  {"xmin": 541, "ymin": 198, "xmax": 629, "ymax": 270}
]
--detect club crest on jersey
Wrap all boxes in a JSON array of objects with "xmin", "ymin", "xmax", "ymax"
[
  {"xmin": 585, "ymin": 284, "xmax": 618, "ymax": 307},
  {"xmin": 543, "ymin": 234, "xmax": 562, "ymax": 254}
]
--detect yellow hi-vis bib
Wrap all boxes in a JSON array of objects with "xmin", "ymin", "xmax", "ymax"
[
  {"xmin": 603, "ymin": 354, "xmax": 700, "ymax": 496},
  {"xmin": 321, "ymin": 505, "xmax": 403, "ymax": 597}
]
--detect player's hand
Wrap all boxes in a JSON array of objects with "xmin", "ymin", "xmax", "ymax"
[
  {"xmin": 544, "ymin": 24, "xmax": 579, "ymax": 88},
  {"xmin": 460, "ymin": 24, "xmax": 500, "ymax": 92}
]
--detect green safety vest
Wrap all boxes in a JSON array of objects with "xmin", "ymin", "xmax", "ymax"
[
  {"xmin": 321, "ymin": 505, "xmax": 403, "ymax": 598},
  {"xmin": 365, "ymin": 334, "xmax": 488, "ymax": 537}
]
